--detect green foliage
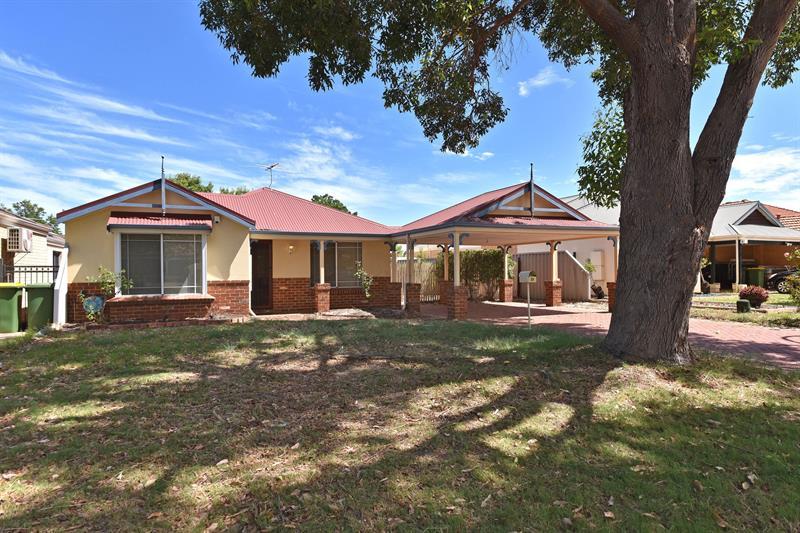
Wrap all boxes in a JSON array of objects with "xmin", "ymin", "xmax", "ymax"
[
  {"xmin": 86, "ymin": 266, "xmax": 134, "ymax": 299},
  {"xmin": 199, "ymin": 0, "xmax": 800, "ymax": 155},
  {"xmin": 172, "ymin": 172, "xmax": 214, "ymax": 193},
  {"xmin": 738, "ymin": 286, "xmax": 769, "ymax": 308},
  {"xmin": 784, "ymin": 250, "xmax": 800, "ymax": 306},
  {"xmin": 312, "ymin": 194, "xmax": 357, "ymax": 215},
  {"xmin": 1, "ymin": 199, "xmax": 60, "ymax": 234},
  {"xmin": 577, "ymin": 106, "xmax": 626, "ymax": 208},
  {"xmin": 219, "ymin": 185, "xmax": 250, "ymax": 195},
  {"xmin": 436, "ymin": 249, "xmax": 516, "ymax": 300},
  {"xmin": 353, "ymin": 261, "xmax": 374, "ymax": 299}
]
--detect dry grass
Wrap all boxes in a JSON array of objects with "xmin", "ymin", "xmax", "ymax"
[{"xmin": 1, "ymin": 320, "xmax": 799, "ymax": 531}]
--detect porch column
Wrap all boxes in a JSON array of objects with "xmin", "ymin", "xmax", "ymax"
[
  {"xmin": 710, "ymin": 243, "xmax": 717, "ymax": 284},
  {"xmin": 607, "ymin": 236, "xmax": 619, "ymax": 282},
  {"xmin": 405, "ymin": 236, "xmax": 420, "ymax": 315},
  {"xmin": 545, "ymin": 241, "xmax": 562, "ymax": 307},
  {"xmin": 314, "ymin": 240, "xmax": 331, "ymax": 313},
  {"xmin": 390, "ymin": 244, "xmax": 397, "ymax": 282},
  {"xmin": 386, "ymin": 242, "xmax": 402, "ymax": 309},
  {"xmin": 498, "ymin": 245, "xmax": 513, "ymax": 302},
  {"xmin": 439, "ymin": 244, "xmax": 452, "ymax": 306},
  {"xmin": 734, "ymin": 237, "xmax": 741, "ymax": 288},
  {"xmin": 449, "ymin": 232, "xmax": 468, "ymax": 320}
]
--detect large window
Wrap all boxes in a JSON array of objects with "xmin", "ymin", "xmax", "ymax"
[
  {"xmin": 310, "ymin": 241, "xmax": 363, "ymax": 287},
  {"xmin": 120, "ymin": 233, "xmax": 204, "ymax": 295}
]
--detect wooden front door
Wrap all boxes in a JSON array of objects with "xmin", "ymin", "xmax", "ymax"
[{"xmin": 251, "ymin": 240, "xmax": 273, "ymax": 313}]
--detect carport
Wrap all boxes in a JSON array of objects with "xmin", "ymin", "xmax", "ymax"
[{"xmin": 389, "ymin": 180, "xmax": 619, "ymax": 319}]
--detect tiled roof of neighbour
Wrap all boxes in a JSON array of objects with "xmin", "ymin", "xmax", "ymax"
[
  {"xmin": 398, "ymin": 183, "xmax": 527, "ymax": 232},
  {"xmin": 107, "ymin": 212, "xmax": 213, "ymax": 230},
  {"xmin": 198, "ymin": 188, "xmax": 394, "ymax": 235},
  {"xmin": 777, "ymin": 214, "xmax": 800, "ymax": 231}
]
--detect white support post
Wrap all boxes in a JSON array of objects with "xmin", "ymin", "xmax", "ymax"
[
  {"xmin": 443, "ymin": 246, "xmax": 449, "ymax": 281},
  {"xmin": 52, "ymin": 248, "xmax": 69, "ymax": 327},
  {"xmin": 390, "ymin": 244, "xmax": 397, "ymax": 283},
  {"xmin": 319, "ymin": 240, "xmax": 326, "ymax": 284},
  {"xmin": 734, "ymin": 237, "xmax": 740, "ymax": 287},
  {"xmin": 503, "ymin": 248, "xmax": 509, "ymax": 281},
  {"xmin": 550, "ymin": 241, "xmax": 560, "ymax": 282},
  {"xmin": 407, "ymin": 236, "xmax": 415, "ymax": 284},
  {"xmin": 453, "ymin": 232, "xmax": 461, "ymax": 287}
]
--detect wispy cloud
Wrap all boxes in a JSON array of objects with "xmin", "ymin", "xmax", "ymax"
[
  {"xmin": 518, "ymin": 66, "xmax": 573, "ymax": 96},
  {"xmin": 726, "ymin": 146, "xmax": 800, "ymax": 205},
  {"xmin": 313, "ymin": 125, "xmax": 359, "ymax": 142},
  {"xmin": 0, "ymin": 50, "xmax": 74, "ymax": 84},
  {"xmin": 438, "ymin": 148, "xmax": 494, "ymax": 161},
  {"xmin": 39, "ymin": 85, "xmax": 178, "ymax": 122}
]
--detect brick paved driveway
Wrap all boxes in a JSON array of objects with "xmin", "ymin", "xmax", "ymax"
[{"xmin": 421, "ymin": 301, "xmax": 800, "ymax": 370}]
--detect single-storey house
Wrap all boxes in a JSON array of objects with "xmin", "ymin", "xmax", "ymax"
[
  {"xmin": 55, "ymin": 177, "xmax": 619, "ymax": 323},
  {"xmin": 1, "ymin": 207, "xmax": 65, "ymax": 283},
  {"xmin": 520, "ymin": 196, "xmax": 800, "ymax": 292}
]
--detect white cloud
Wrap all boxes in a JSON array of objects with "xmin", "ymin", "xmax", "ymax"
[
  {"xmin": 518, "ymin": 66, "xmax": 573, "ymax": 96},
  {"xmin": 726, "ymin": 146, "xmax": 800, "ymax": 205},
  {"xmin": 39, "ymin": 85, "xmax": 178, "ymax": 123},
  {"xmin": 772, "ymin": 132, "xmax": 800, "ymax": 143},
  {"xmin": 439, "ymin": 149, "xmax": 494, "ymax": 161},
  {"xmin": 0, "ymin": 50, "xmax": 74, "ymax": 84},
  {"xmin": 312, "ymin": 125, "xmax": 359, "ymax": 141}
]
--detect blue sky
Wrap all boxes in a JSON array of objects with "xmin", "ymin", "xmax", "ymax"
[{"xmin": 1, "ymin": 1, "xmax": 798, "ymax": 226}]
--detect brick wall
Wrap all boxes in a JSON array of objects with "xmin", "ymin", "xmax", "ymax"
[
  {"xmin": 329, "ymin": 277, "xmax": 401, "ymax": 310},
  {"xmin": 105, "ymin": 295, "xmax": 215, "ymax": 323},
  {"xmin": 314, "ymin": 283, "xmax": 331, "ymax": 312},
  {"xmin": 606, "ymin": 281, "xmax": 616, "ymax": 313},
  {"xmin": 544, "ymin": 280, "xmax": 563, "ymax": 307},
  {"xmin": 439, "ymin": 279, "xmax": 452, "ymax": 306},
  {"xmin": 272, "ymin": 278, "xmax": 315, "ymax": 313},
  {"xmin": 406, "ymin": 283, "xmax": 421, "ymax": 316},
  {"xmin": 499, "ymin": 279, "xmax": 514, "ymax": 302},
  {"xmin": 208, "ymin": 280, "xmax": 250, "ymax": 317},
  {"xmin": 67, "ymin": 282, "xmax": 102, "ymax": 323}
]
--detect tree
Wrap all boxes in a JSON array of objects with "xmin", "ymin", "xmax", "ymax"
[
  {"xmin": 200, "ymin": 0, "xmax": 800, "ymax": 363},
  {"xmin": 1, "ymin": 200, "xmax": 60, "ymax": 234},
  {"xmin": 219, "ymin": 185, "xmax": 251, "ymax": 195},
  {"xmin": 311, "ymin": 194, "xmax": 358, "ymax": 216},
  {"xmin": 171, "ymin": 172, "xmax": 214, "ymax": 193},
  {"xmin": 577, "ymin": 106, "xmax": 626, "ymax": 210}
]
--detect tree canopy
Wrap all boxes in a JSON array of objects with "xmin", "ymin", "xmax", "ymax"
[
  {"xmin": 1, "ymin": 200, "xmax": 60, "ymax": 234},
  {"xmin": 312, "ymin": 194, "xmax": 358, "ymax": 215},
  {"xmin": 219, "ymin": 185, "xmax": 251, "ymax": 195},
  {"xmin": 171, "ymin": 173, "xmax": 214, "ymax": 193}
]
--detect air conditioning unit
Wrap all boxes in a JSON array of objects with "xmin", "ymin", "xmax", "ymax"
[{"xmin": 7, "ymin": 227, "xmax": 33, "ymax": 252}]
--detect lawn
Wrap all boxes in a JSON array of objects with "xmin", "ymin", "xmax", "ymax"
[
  {"xmin": 693, "ymin": 293, "xmax": 795, "ymax": 306},
  {"xmin": 691, "ymin": 307, "xmax": 800, "ymax": 328},
  {"xmin": 1, "ymin": 320, "xmax": 799, "ymax": 531}
]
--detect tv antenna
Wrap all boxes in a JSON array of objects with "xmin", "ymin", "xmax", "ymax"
[{"xmin": 258, "ymin": 163, "xmax": 279, "ymax": 188}]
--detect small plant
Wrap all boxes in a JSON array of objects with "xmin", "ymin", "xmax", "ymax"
[
  {"xmin": 738, "ymin": 285, "xmax": 769, "ymax": 308},
  {"xmin": 353, "ymin": 262, "xmax": 374, "ymax": 299},
  {"xmin": 79, "ymin": 267, "xmax": 134, "ymax": 322}
]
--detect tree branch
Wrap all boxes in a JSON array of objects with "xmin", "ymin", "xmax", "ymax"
[
  {"xmin": 692, "ymin": 0, "xmax": 798, "ymax": 220},
  {"xmin": 575, "ymin": 0, "xmax": 639, "ymax": 58}
]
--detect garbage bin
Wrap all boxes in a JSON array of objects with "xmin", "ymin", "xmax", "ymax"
[
  {"xmin": 0, "ymin": 283, "xmax": 23, "ymax": 333},
  {"xmin": 25, "ymin": 283, "xmax": 54, "ymax": 331},
  {"xmin": 746, "ymin": 267, "xmax": 766, "ymax": 288}
]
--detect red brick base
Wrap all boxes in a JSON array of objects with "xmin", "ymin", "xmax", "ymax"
[
  {"xmin": 67, "ymin": 282, "xmax": 102, "ymax": 323},
  {"xmin": 448, "ymin": 285, "xmax": 468, "ymax": 320},
  {"xmin": 208, "ymin": 280, "xmax": 250, "ymax": 317},
  {"xmin": 544, "ymin": 280, "xmax": 563, "ymax": 307},
  {"xmin": 439, "ymin": 279, "xmax": 452, "ymax": 306},
  {"xmin": 106, "ymin": 294, "xmax": 215, "ymax": 323},
  {"xmin": 330, "ymin": 277, "xmax": 401, "ymax": 309},
  {"xmin": 606, "ymin": 281, "xmax": 616, "ymax": 313},
  {"xmin": 273, "ymin": 278, "xmax": 315, "ymax": 313},
  {"xmin": 499, "ymin": 279, "xmax": 514, "ymax": 302},
  {"xmin": 406, "ymin": 283, "xmax": 421, "ymax": 316},
  {"xmin": 314, "ymin": 283, "xmax": 331, "ymax": 313}
]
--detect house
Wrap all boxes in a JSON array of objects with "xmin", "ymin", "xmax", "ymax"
[
  {"xmin": 520, "ymin": 196, "xmax": 800, "ymax": 293},
  {"xmin": 1, "ymin": 207, "xmax": 65, "ymax": 283},
  {"xmin": 55, "ymin": 177, "xmax": 618, "ymax": 323}
]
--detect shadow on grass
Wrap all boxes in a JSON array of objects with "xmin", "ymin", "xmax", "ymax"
[{"xmin": 0, "ymin": 320, "xmax": 798, "ymax": 530}]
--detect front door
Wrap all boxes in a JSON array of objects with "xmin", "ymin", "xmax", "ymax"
[{"xmin": 251, "ymin": 240, "xmax": 273, "ymax": 313}]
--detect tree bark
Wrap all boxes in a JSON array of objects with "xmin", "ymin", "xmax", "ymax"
[{"xmin": 602, "ymin": 8, "xmax": 702, "ymax": 364}]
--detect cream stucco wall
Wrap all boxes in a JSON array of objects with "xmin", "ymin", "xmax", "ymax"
[
  {"xmin": 64, "ymin": 203, "xmax": 249, "ymax": 284},
  {"xmin": 265, "ymin": 237, "xmax": 390, "ymax": 279}
]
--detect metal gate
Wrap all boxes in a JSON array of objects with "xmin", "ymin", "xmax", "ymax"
[{"xmin": 514, "ymin": 251, "xmax": 591, "ymax": 301}]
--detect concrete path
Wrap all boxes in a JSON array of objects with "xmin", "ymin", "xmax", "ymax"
[{"xmin": 421, "ymin": 301, "xmax": 800, "ymax": 370}]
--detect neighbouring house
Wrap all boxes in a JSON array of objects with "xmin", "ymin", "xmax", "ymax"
[
  {"xmin": 0, "ymin": 207, "xmax": 65, "ymax": 284},
  {"xmin": 521, "ymin": 196, "xmax": 800, "ymax": 292},
  {"xmin": 55, "ymin": 177, "xmax": 618, "ymax": 323}
]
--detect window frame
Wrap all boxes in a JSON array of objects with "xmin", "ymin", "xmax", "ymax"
[
  {"xmin": 310, "ymin": 241, "xmax": 363, "ymax": 288},
  {"xmin": 114, "ymin": 230, "xmax": 207, "ymax": 296}
]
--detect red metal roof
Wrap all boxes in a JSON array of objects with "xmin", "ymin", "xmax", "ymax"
[
  {"xmin": 398, "ymin": 183, "xmax": 526, "ymax": 232},
  {"xmin": 474, "ymin": 216, "xmax": 613, "ymax": 228},
  {"xmin": 107, "ymin": 212, "xmax": 213, "ymax": 230},
  {"xmin": 198, "ymin": 188, "xmax": 393, "ymax": 235}
]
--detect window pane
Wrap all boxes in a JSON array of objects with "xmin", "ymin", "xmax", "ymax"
[
  {"xmin": 121, "ymin": 234, "xmax": 160, "ymax": 295},
  {"xmin": 336, "ymin": 242, "xmax": 362, "ymax": 288},
  {"xmin": 163, "ymin": 234, "xmax": 200, "ymax": 294},
  {"xmin": 310, "ymin": 241, "xmax": 336, "ymax": 285}
]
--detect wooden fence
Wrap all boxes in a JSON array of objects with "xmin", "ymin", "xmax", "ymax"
[
  {"xmin": 396, "ymin": 258, "xmax": 440, "ymax": 302},
  {"xmin": 514, "ymin": 251, "xmax": 591, "ymax": 301}
]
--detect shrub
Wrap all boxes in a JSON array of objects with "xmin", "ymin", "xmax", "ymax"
[
  {"xmin": 435, "ymin": 249, "xmax": 516, "ymax": 301},
  {"xmin": 738, "ymin": 285, "xmax": 769, "ymax": 308}
]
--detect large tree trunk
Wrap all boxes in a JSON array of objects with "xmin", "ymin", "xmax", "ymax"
[{"xmin": 602, "ymin": 32, "xmax": 711, "ymax": 364}]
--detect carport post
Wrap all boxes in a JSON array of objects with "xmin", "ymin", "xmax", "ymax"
[
  {"xmin": 406, "ymin": 235, "xmax": 415, "ymax": 284},
  {"xmin": 319, "ymin": 240, "xmax": 326, "ymax": 283},
  {"xmin": 453, "ymin": 232, "xmax": 461, "ymax": 286},
  {"xmin": 549, "ymin": 241, "xmax": 560, "ymax": 282},
  {"xmin": 735, "ymin": 236, "xmax": 740, "ymax": 287},
  {"xmin": 443, "ymin": 247, "xmax": 449, "ymax": 281}
]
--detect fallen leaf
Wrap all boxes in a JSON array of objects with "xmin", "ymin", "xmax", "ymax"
[
  {"xmin": 561, "ymin": 517, "xmax": 573, "ymax": 527},
  {"xmin": 741, "ymin": 481, "xmax": 751, "ymax": 491},
  {"xmin": 604, "ymin": 511, "xmax": 615, "ymax": 520},
  {"xmin": 290, "ymin": 442, "xmax": 300, "ymax": 450},
  {"xmin": 481, "ymin": 494, "xmax": 492, "ymax": 508},
  {"xmin": 144, "ymin": 477, "xmax": 157, "ymax": 488},
  {"xmin": 607, "ymin": 495, "xmax": 614, "ymax": 506},
  {"xmin": 693, "ymin": 480, "xmax": 704, "ymax": 492},
  {"xmin": 216, "ymin": 459, "xmax": 229, "ymax": 467},
  {"xmin": 746, "ymin": 473, "xmax": 757, "ymax": 484},
  {"xmin": 552, "ymin": 500, "xmax": 569, "ymax": 507},
  {"xmin": 147, "ymin": 512, "xmax": 163, "ymax": 519},
  {"xmin": 713, "ymin": 511, "xmax": 729, "ymax": 529}
]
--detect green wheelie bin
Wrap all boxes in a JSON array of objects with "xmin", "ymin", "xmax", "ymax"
[
  {"xmin": 0, "ymin": 283, "xmax": 23, "ymax": 333},
  {"xmin": 25, "ymin": 283, "xmax": 54, "ymax": 331}
]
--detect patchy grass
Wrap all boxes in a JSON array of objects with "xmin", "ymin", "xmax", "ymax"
[
  {"xmin": 691, "ymin": 307, "xmax": 800, "ymax": 328},
  {"xmin": 693, "ymin": 293, "xmax": 795, "ymax": 306},
  {"xmin": 1, "ymin": 320, "xmax": 799, "ymax": 531}
]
